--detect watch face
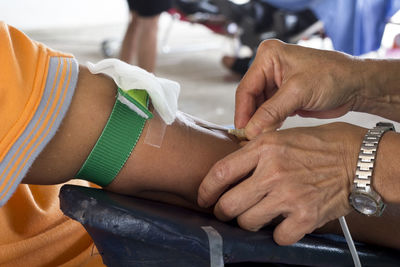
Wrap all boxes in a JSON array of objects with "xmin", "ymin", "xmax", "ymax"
[{"xmin": 352, "ymin": 194, "xmax": 378, "ymax": 215}]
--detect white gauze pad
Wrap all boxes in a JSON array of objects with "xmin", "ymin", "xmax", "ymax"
[{"xmin": 87, "ymin": 59, "xmax": 180, "ymax": 125}]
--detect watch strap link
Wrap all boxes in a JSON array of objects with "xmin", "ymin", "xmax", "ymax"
[
  {"xmin": 350, "ymin": 122, "xmax": 395, "ymax": 216},
  {"xmin": 354, "ymin": 123, "xmax": 394, "ymax": 190}
]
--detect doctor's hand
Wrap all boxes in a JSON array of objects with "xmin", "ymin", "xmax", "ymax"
[
  {"xmin": 198, "ymin": 122, "xmax": 366, "ymax": 245},
  {"xmin": 235, "ymin": 40, "xmax": 365, "ymax": 139}
]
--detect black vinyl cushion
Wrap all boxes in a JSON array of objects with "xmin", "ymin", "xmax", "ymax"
[{"xmin": 59, "ymin": 185, "xmax": 400, "ymax": 267}]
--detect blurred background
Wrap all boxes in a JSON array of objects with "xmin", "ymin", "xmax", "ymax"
[{"xmin": 2, "ymin": 0, "xmax": 400, "ymax": 126}]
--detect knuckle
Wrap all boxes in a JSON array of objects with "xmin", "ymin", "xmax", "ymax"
[
  {"xmin": 258, "ymin": 39, "xmax": 283, "ymax": 53},
  {"xmin": 284, "ymin": 78, "xmax": 308, "ymax": 101},
  {"xmin": 268, "ymin": 164, "xmax": 285, "ymax": 182},
  {"xmin": 217, "ymin": 197, "xmax": 236, "ymax": 218},
  {"xmin": 254, "ymin": 174, "xmax": 273, "ymax": 192},
  {"xmin": 278, "ymin": 192, "xmax": 292, "ymax": 210},
  {"xmin": 211, "ymin": 160, "xmax": 230, "ymax": 185},
  {"xmin": 296, "ymin": 206, "xmax": 318, "ymax": 227},
  {"xmin": 297, "ymin": 208, "xmax": 311, "ymax": 223},
  {"xmin": 286, "ymin": 80, "xmax": 303, "ymax": 97},
  {"xmin": 258, "ymin": 133, "xmax": 281, "ymax": 152},
  {"xmin": 237, "ymin": 214, "xmax": 259, "ymax": 231}
]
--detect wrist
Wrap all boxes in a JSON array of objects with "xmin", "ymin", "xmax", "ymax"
[
  {"xmin": 349, "ymin": 58, "xmax": 379, "ymax": 112},
  {"xmin": 353, "ymin": 59, "xmax": 400, "ymax": 120},
  {"xmin": 349, "ymin": 123, "xmax": 395, "ymax": 216},
  {"xmin": 372, "ymin": 130, "xmax": 400, "ymax": 204},
  {"xmin": 344, "ymin": 124, "xmax": 368, "ymax": 190},
  {"xmin": 327, "ymin": 54, "xmax": 367, "ymax": 115}
]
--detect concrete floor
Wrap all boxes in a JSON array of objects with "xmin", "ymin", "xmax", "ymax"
[
  {"xmin": 25, "ymin": 15, "xmax": 400, "ymax": 130},
  {"xmin": 26, "ymin": 17, "xmax": 239, "ymax": 125}
]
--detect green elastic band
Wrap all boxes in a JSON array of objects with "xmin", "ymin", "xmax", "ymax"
[{"xmin": 75, "ymin": 88, "xmax": 150, "ymax": 187}]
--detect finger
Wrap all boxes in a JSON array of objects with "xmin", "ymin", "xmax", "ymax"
[
  {"xmin": 234, "ymin": 191, "xmax": 287, "ymax": 231},
  {"xmin": 245, "ymin": 83, "xmax": 304, "ymax": 139},
  {"xmin": 234, "ymin": 60, "xmax": 269, "ymax": 129},
  {"xmin": 273, "ymin": 212, "xmax": 316, "ymax": 246},
  {"xmin": 197, "ymin": 143, "xmax": 259, "ymax": 208},
  {"xmin": 212, "ymin": 170, "xmax": 273, "ymax": 221},
  {"xmin": 213, "ymin": 157, "xmax": 278, "ymax": 221}
]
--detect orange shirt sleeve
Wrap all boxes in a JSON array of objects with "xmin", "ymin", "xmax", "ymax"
[
  {"xmin": 0, "ymin": 21, "xmax": 79, "ymax": 206},
  {"xmin": 0, "ymin": 22, "xmax": 105, "ymax": 266}
]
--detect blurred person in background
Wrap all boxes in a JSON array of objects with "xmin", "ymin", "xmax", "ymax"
[{"xmin": 119, "ymin": 0, "xmax": 173, "ymax": 72}]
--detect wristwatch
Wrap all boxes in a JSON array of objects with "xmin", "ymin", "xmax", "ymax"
[{"xmin": 349, "ymin": 122, "xmax": 395, "ymax": 216}]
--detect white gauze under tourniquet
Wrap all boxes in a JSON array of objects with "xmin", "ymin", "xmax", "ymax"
[{"xmin": 87, "ymin": 58, "xmax": 180, "ymax": 125}]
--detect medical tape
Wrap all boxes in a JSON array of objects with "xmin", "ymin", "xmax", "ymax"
[
  {"xmin": 201, "ymin": 226, "xmax": 224, "ymax": 267},
  {"xmin": 143, "ymin": 109, "xmax": 167, "ymax": 148}
]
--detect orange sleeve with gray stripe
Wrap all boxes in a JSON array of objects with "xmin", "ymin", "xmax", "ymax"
[{"xmin": 0, "ymin": 22, "xmax": 79, "ymax": 206}]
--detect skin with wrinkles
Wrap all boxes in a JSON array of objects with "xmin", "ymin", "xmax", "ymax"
[{"xmin": 198, "ymin": 40, "xmax": 400, "ymax": 248}]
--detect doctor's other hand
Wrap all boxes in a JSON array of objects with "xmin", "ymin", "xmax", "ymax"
[
  {"xmin": 198, "ymin": 122, "xmax": 366, "ymax": 245},
  {"xmin": 235, "ymin": 39, "xmax": 368, "ymax": 139}
]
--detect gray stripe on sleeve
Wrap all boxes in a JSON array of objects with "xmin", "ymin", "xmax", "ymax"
[{"xmin": 0, "ymin": 57, "xmax": 79, "ymax": 206}]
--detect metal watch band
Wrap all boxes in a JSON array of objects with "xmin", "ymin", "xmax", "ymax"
[{"xmin": 353, "ymin": 122, "xmax": 394, "ymax": 191}]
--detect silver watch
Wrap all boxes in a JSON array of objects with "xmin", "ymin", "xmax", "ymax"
[{"xmin": 349, "ymin": 122, "xmax": 395, "ymax": 216}]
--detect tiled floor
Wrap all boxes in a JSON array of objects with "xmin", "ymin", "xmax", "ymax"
[{"xmin": 25, "ymin": 14, "xmax": 400, "ymax": 130}]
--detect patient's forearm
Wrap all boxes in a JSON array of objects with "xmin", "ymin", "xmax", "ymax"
[
  {"xmin": 106, "ymin": 110, "xmax": 240, "ymax": 208},
  {"xmin": 25, "ymin": 65, "xmax": 240, "ymax": 209}
]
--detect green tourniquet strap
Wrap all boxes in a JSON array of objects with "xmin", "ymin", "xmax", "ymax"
[{"xmin": 76, "ymin": 91, "xmax": 149, "ymax": 187}]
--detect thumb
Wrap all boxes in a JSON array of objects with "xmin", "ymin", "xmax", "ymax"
[{"xmin": 245, "ymin": 85, "xmax": 303, "ymax": 139}]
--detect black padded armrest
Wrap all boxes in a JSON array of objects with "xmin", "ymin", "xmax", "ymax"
[{"xmin": 59, "ymin": 185, "xmax": 400, "ymax": 267}]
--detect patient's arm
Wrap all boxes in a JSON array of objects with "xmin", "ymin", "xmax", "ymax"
[
  {"xmin": 25, "ymin": 66, "xmax": 400, "ymax": 250},
  {"xmin": 24, "ymin": 65, "xmax": 240, "ymax": 209},
  {"xmin": 106, "ymin": 111, "xmax": 239, "ymax": 210}
]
